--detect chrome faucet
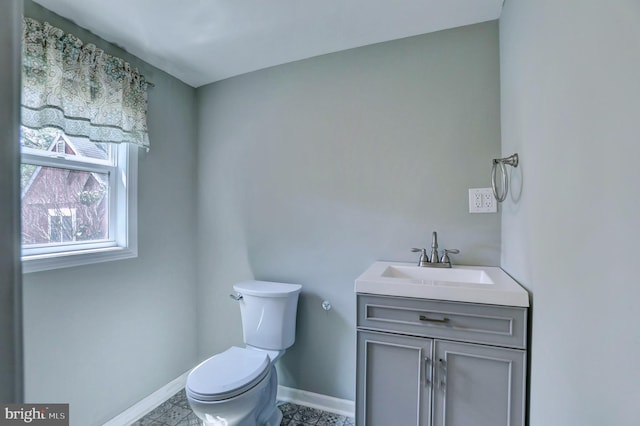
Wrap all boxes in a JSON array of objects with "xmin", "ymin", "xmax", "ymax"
[
  {"xmin": 412, "ymin": 231, "xmax": 460, "ymax": 268},
  {"xmin": 429, "ymin": 231, "xmax": 440, "ymax": 265}
]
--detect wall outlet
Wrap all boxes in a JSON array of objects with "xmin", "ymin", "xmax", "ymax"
[{"xmin": 468, "ymin": 188, "xmax": 497, "ymax": 213}]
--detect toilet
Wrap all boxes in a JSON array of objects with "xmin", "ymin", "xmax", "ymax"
[{"xmin": 186, "ymin": 280, "xmax": 302, "ymax": 426}]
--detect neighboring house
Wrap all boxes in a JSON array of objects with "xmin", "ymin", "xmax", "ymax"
[{"xmin": 21, "ymin": 133, "xmax": 108, "ymax": 245}]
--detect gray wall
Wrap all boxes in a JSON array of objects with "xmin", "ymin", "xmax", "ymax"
[
  {"xmin": 0, "ymin": 0, "xmax": 24, "ymax": 404},
  {"xmin": 21, "ymin": 3, "xmax": 199, "ymax": 425},
  {"xmin": 196, "ymin": 21, "xmax": 501, "ymax": 400},
  {"xmin": 500, "ymin": 0, "xmax": 640, "ymax": 425}
]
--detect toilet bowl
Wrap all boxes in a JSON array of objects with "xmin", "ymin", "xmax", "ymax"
[
  {"xmin": 186, "ymin": 281, "xmax": 301, "ymax": 426},
  {"xmin": 186, "ymin": 347, "xmax": 281, "ymax": 426}
]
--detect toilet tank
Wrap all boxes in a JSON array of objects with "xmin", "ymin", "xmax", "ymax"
[{"xmin": 233, "ymin": 280, "xmax": 302, "ymax": 351}]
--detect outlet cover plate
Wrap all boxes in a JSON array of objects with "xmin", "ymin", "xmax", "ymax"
[{"xmin": 469, "ymin": 188, "xmax": 497, "ymax": 213}]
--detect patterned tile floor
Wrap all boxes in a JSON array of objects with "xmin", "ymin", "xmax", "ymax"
[{"xmin": 131, "ymin": 389, "xmax": 355, "ymax": 426}]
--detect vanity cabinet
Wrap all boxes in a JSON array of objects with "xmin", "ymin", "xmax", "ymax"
[{"xmin": 356, "ymin": 294, "xmax": 527, "ymax": 426}]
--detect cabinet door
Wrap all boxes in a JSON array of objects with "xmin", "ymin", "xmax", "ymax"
[
  {"xmin": 433, "ymin": 340, "xmax": 525, "ymax": 426},
  {"xmin": 356, "ymin": 331, "xmax": 433, "ymax": 426}
]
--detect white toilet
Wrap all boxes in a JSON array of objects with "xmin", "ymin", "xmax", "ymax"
[{"xmin": 186, "ymin": 280, "xmax": 302, "ymax": 426}]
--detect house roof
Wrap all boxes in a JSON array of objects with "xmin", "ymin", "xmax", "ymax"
[
  {"xmin": 21, "ymin": 132, "xmax": 111, "ymax": 198},
  {"xmin": 57, "ymin": 134, "xmax": 109, "ymax": 161}
]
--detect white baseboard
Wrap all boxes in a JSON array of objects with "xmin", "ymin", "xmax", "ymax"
[
  {"xmin": 102, "ymin": 370, "xmax": 190, "ymax": 426},
  {"xmin": 277, "ymin": 385, "xmax": 355, "ymax": 418},
  {"xmin": 103, "ymin": 372, "xmax": 355, "ymax": 425}
]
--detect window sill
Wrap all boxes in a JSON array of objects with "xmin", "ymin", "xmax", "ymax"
[{"xmin": 22, "ymin": 245, "xmax": 137, "ymax": 273}]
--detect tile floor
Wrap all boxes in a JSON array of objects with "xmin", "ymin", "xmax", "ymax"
[{"xmin": 131, "ymin": 389, "xmax": 355, "ymax": 426}]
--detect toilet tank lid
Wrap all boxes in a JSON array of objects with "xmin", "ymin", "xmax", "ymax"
[{"xmin": 234, "ymin": 280, "xmax": 302, "ymax": 297}]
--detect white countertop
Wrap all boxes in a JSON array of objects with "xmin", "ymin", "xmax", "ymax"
[{"xmin": 354, "ymin": 261, "xmax": 529, "ymax": 307}]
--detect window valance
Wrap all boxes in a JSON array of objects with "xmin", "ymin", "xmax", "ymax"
[{"xmin": 21, "ymin": 17, "xmax": 150, "ymax": 150}]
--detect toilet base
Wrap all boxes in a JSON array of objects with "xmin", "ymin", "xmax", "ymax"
[
  {"xmin": 269, "ymin": 408, "xmax": 283, "ymax": 426},
  {"xmin": 260, "ymin": 404, "xmax": 282, "ymax": 426},
  {"xmin": 188, "ymin": 365, "xmax": 281, "ymax": 426}
]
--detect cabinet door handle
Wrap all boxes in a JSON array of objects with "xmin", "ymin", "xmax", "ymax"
[
  {"xmin": 438, "ymin": 358, "xmax": 447, "ymax": 391},
  {"xmin": 419, "ymin": 315, "xmax": 450, "ymax": 324},
  {"xmin": 424, "ymin": 357, "xmax": 432, "ymax": 387}
]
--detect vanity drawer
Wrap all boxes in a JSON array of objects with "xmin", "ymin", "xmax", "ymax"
[{"xmin": 357, "ymin": 294, "xmax": 527, "ymax": 349}]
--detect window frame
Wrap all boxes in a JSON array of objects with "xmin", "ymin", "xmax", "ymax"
[{"xmin": 21, "ymin": 136, "xmax": 138, "ymax": 273}]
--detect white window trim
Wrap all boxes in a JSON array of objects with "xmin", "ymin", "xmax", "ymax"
[{"xmin": 22, "ymin": 144, "xmax": 138, "ymax": 273}]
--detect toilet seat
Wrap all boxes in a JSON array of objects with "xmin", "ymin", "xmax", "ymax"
[{"xmin": 186, "ymin": 346, "xmax": 270, "ymax": 402}]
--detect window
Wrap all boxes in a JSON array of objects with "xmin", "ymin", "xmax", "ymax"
[
  {"xmin": 21, "ymin": 127, "xmax": 138, "ymax": 273},
  {"xmin": 20, "ymin": 17, "xmax": 148, "ymax": 272},
  {"xmin": 48, "ymin": 208, "xmax": 76, "ymax": 243}
]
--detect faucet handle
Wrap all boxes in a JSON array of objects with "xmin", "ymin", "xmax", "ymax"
[
  {"xmin": 440, "ymin": 249, "xmax": 460, "ymax": 264},
  {"xmin": 411, "ymin": 248, "xmax": 429, "ymax": 266}
]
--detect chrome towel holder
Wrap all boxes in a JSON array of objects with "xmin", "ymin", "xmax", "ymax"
[{"xmin": 491, "ymin": 153, "xmax": 519, "ymax": 202}]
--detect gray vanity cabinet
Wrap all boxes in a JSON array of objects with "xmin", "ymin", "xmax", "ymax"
[{"xmin": 356, "ymin": 294, "xmax": 527, "ymax": 426}]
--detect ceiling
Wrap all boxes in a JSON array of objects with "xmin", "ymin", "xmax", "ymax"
[{"xmin": 33, "ymin": 0, "xmax": 504, "ymax": 88}]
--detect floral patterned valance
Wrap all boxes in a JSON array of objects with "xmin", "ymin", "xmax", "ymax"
[{"xmin": 21, "ymin": 17, "xmax": 150, "ymax": 150}]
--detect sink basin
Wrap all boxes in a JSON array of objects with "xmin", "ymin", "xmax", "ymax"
[
  {"xmin": 355, "ymin": 262, "xmax": 529, "ymax": 307},
  {"xmin": 381, "ymin": 265, "xmax": 494, "ymax": 284}
]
